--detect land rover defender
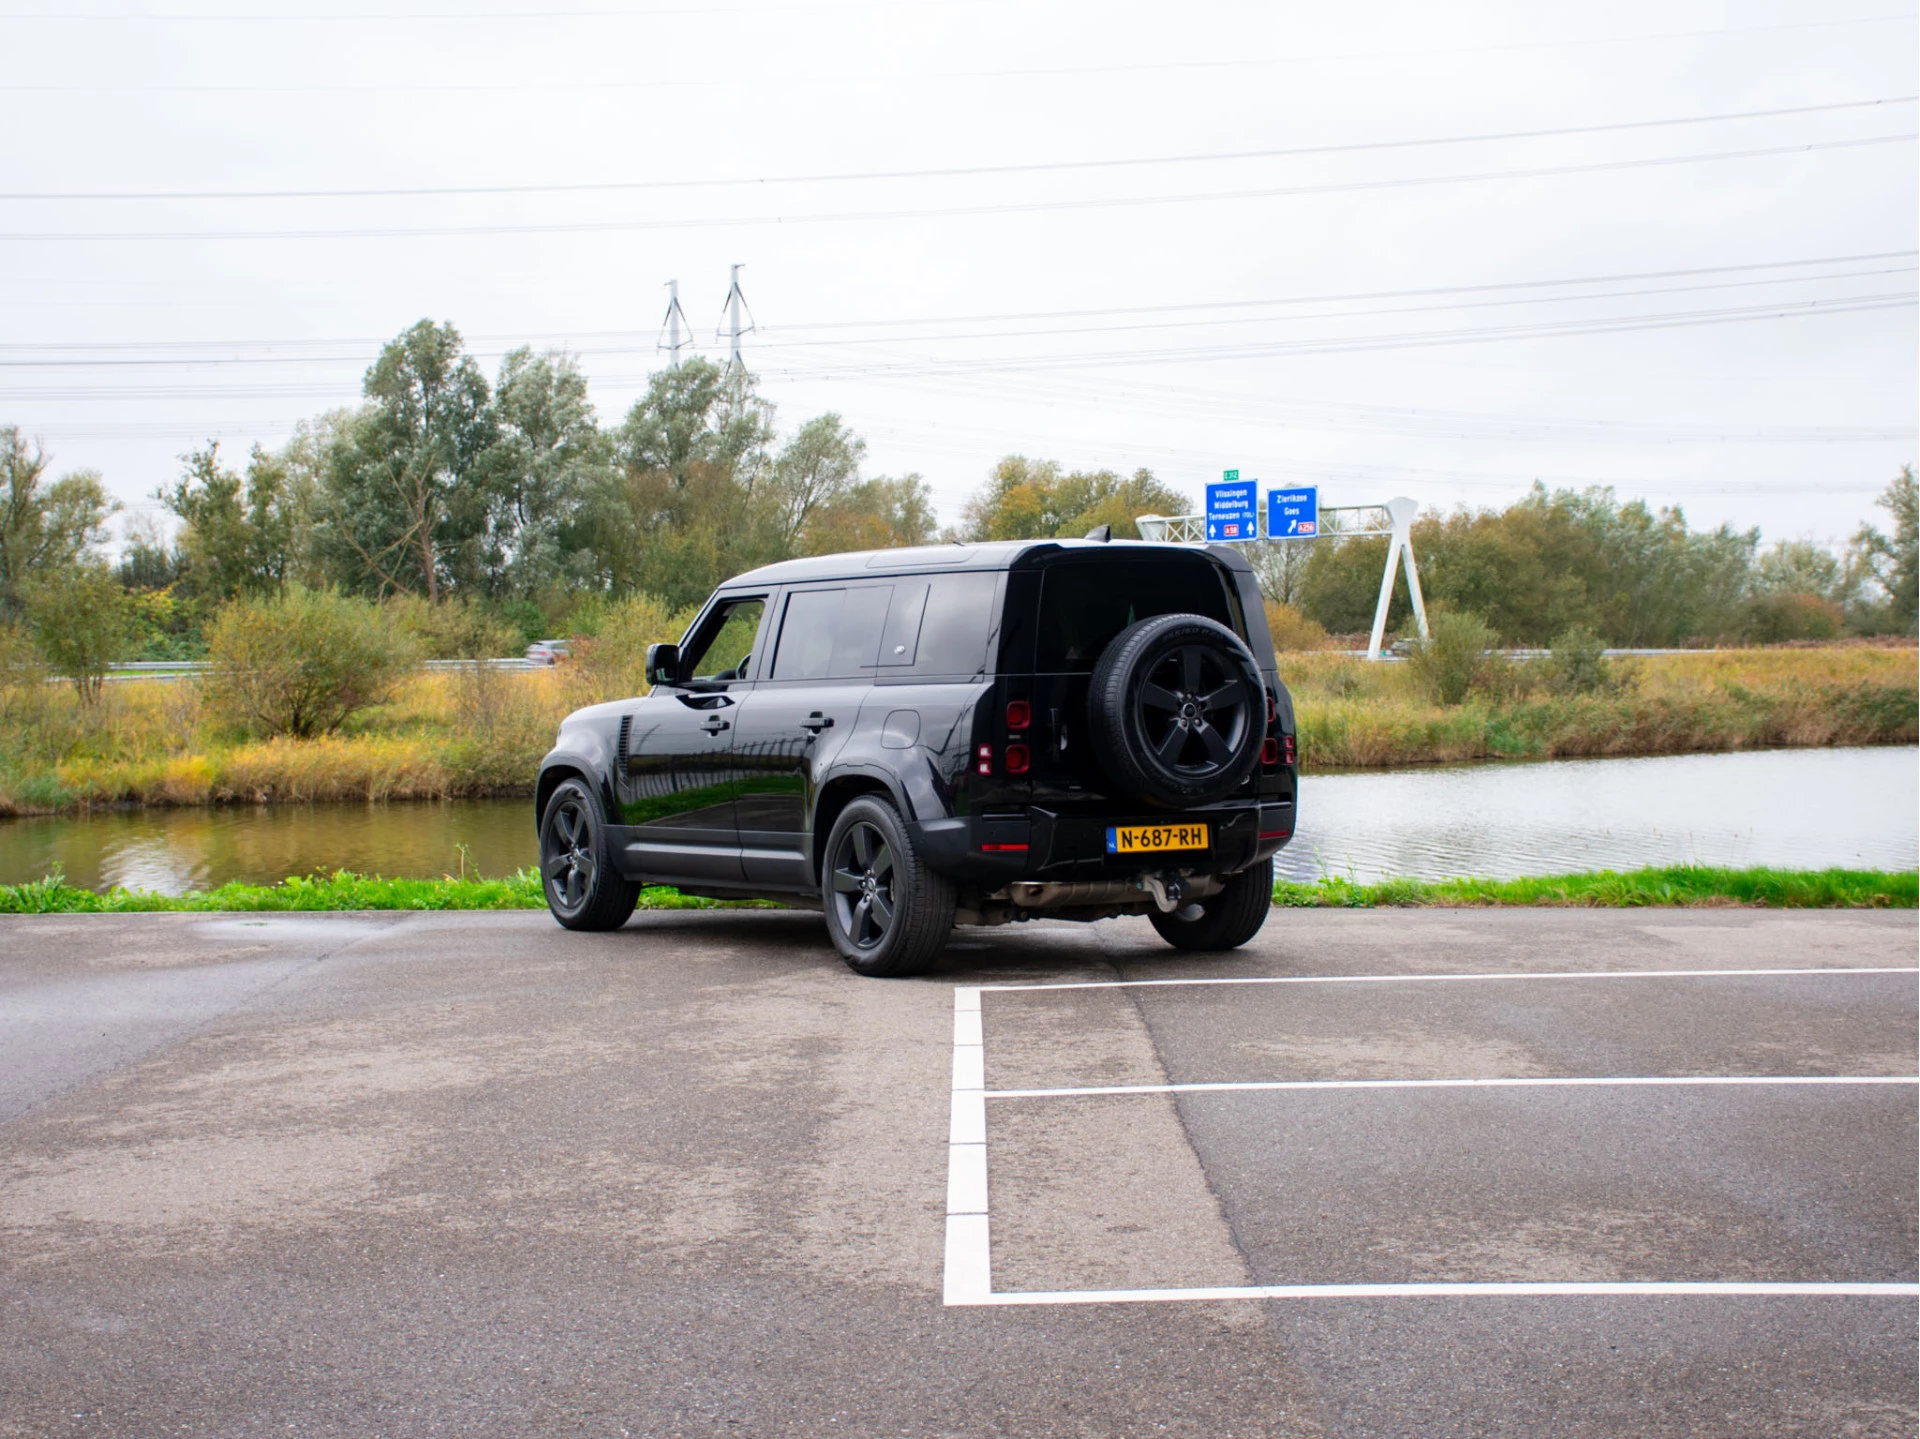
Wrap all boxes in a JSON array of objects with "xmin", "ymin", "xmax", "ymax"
[{"xmin": 535, "ymin": 537, "xmax": 1297, "ymax": 975}]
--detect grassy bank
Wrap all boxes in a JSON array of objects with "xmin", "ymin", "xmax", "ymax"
[
  {"xmin": 1273, "ymin": 865, "xmax": 1917, "ymax": 910},
  {"xmin": 2, "ymin": 865, "xmax": 1911, "ymax": 914},
  {"xmin": 0, "ymin": 866, "xmax": 771, "ymax": 914},
  {"xmin": 0, "ymin": 645, "xmax": 1912, "ymax": 815},
  {"xmin": 1285, "ymin": 646, "xmax": 1917, "ymax": 767}
]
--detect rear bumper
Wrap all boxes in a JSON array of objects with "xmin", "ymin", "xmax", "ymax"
[{"xmin": 910, "ymin": 799, "xmax": 1294, "ymax": 884}]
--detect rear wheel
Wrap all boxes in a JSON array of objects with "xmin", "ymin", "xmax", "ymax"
[
  {"xmin": 540, "ymin": 778, "xmax": 639, "ymax": 931},
  {"xmin": 1149, "ymin": 858, "xmax": 1273, "ymax": 951},
  {"xmin": 823, "ymin": 796, "xmax": 955, "ymax": 977}
]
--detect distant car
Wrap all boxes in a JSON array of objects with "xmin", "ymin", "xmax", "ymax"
[
  {"xmin": 525, "ymin": 640, "xmax": 571, "ymax": 666},
  {"xmin": 534, "ymin": 538, "xmax": 1298, "ymax": 975}
]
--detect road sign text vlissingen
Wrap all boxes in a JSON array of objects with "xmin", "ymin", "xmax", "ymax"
[
  {"xmin": 1267, "ymin": 486, "xmax": 1319, "ymax": 538},
  {"xmin": 1206, "ymin": 476, "xmax": 1257, "ymax": 542}
]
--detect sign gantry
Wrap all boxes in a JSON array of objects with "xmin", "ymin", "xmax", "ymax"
[{"xmin": 1138, "ymin": 479, "xmax": 1428, "ymax": 662}]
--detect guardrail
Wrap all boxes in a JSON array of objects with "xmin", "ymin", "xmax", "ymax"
[
  {"xmin": 1333, "ymin": 647, "xmax": 1717, "ymax": 662},
  {"xmin": 85, "ymin": 657, "xmax": 543, "ymax": 684}
]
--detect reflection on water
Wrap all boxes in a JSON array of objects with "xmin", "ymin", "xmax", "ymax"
[
  {"xmin": 0, "ymin": 747, "xmax": 1912, "ymax": 895},
  {"xmin": 1280, "ymin": 746, "xmax": 1918, "ymax": 884},
  {"xmin": 0, "ymin": 799, "xmax": 538, "ymax": 895}
]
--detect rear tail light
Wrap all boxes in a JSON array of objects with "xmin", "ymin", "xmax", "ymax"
[
  {"xmin": 1005, "ymin": 743, "xmax": 1031, "ymax": 774},
  {"xmin": 1005, "ymin": 700, "xmax": 1031, "ymax": 730},
  {"xmin": 1261, "ymin": 737, "xmax": 1280, "ymax": 767},
  {"xmin": 975, "ymin": 743, "xmax": 992, "ymax": 776},
  {"xmin": 1282, "ymin": 733, "xmax": 1297, "ymax": 765}
]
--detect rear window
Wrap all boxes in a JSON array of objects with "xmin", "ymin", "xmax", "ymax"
[{"xmin": 1034, "ymin": 558, "xmax": 1239, "ymax": 673}]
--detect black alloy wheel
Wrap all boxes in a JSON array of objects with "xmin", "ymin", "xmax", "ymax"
[
  {"xmin": 822, "ymin": 795, "xmax": 955, "ymax": 977},
  {"xmin": 1087, "ymin": 613, "xmax": 1266, "ymax": 808},
  {"xmin": 1136, "ymin": 642, "xmax": 1255, "ymax": 775},
  {"xmin": 539, "ymin": 778, "xmax": 639, "ymax": 931},
  {"xmin": 830, "ymin": 818, "xmax": 896, "ymax": 952}
]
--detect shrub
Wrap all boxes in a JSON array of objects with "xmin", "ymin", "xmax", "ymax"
[
  {"xmin": 381, "ymin": 594, "xmax": 523, "ymax": 660},
  {"xmin": 1264, "ymin": 600, "xmax": 1329, "ymax": 652},
  {"xmin": 573, "ymin": 592, "xmax": 696, "ymax": 701},
  {"xmin": 1540, "ymin": 624, "xmax": 1615, "ymax": 696},
  {"xmin": 1405, "ymin": 608, "xmax": 1501, "ymax": 706},
  {"xmin": 23, "ymin": 564, "xmax": 134, "ymax": 704},
  {"xmin": 1745, "ymin": 591, "xmax": 1845, "ymax": 644},
  {"xmin": 204, "ymin": 588, "xmax": 415, "ymax": 738},
  {"xmin": 0, "ymin": 618, "xmax": 48, "ymax": 728}
]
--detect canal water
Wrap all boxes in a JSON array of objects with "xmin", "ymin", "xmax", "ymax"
[{"xmin": 0, "ymin": 746, "xmax": 1913, "ymax": 895}]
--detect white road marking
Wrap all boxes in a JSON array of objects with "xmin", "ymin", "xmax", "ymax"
[
  {"xmin": 953, "ymin": 1281, "xmax": 1920, "ymax": 1307},
  {"xmin": 944, "ymin": 968, "xmax": 1920, "ymax": 1307},
  {"xmin": 980, "ymin": 965, "xmax": 1917, "ymax": 994},
  {"xmin": 988, "ymin": 1075, "xmax": 1920, "ymax": 1099},
  {"xmin": 943, "ymin": 986, "xmax": 993, "ymax": 1305}
]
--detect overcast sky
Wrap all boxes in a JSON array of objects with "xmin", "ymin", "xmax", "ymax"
[{"xmin": 3, "ymin": 0, "xmax": 1915, "ymax": 551}]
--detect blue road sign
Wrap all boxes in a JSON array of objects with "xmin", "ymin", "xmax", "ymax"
[
  {"xmin": 1267, "ymin": 486, "xmax": 1319, "ymax": 538},
  {"xmin": 1206, "ymin": 477, "xmax": 1257, "ymax": 541}
]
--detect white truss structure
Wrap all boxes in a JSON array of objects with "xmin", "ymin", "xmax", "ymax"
[{"xmin": 1137, "ymin": 496, "xmax": 1429, "ymax": 661}]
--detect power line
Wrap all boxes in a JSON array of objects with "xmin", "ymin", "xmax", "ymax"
[
  {"xmin": 6, "ymin": 134, "xmax": 1911, "ymax": 243},
  {"xmin": 9, "ymin": 250, "xmax": 1903, "ymax": 356},
  {"xmin": 7, "ymin": 98, "xmax": 1909, "ymax": 201},
  {"xmin": 822, "ymin": 363, "xmax": 1917, "ymax": 445},
  {"xmin": 5, "ymin": 265, "xmax": 1909, "ymax": 367},
  {"xmin": 755, "ymin": 293, "xmax": 1920, "ymax": 381},
  {"xmin": 0, "ymin": 4, "xmax": 1906, "ymax": 45},
  {"xmin": 0, "ymin": 0, "xmax": 1004, "ymax": 19},
  {"xmin": 6, "ymin": 292, "xmax": 1911, "ymax": 401}
]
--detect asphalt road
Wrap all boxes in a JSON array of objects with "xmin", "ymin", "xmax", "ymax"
[{"xmin": 1, "ymin": 907, "xmax": 1914, "ymax": 1438}]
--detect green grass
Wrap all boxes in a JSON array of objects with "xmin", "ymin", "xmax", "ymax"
[
  {"xmin": 1272, "ymin": 865, "xmax": 1918, "ymax": 909},
  {"xmin": 0, "ymin": 864, "xmax": 1911, "ymax": 915},
  {"xmin": 0, "ymin": 867, "xmax": 773, "ymax": 915}
]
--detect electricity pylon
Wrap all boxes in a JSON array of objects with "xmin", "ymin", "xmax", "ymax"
[
  {"xmin": 717, "ymin": 264, "xmax": 755, "ymax": 373},
  {"xmin": 658, "ymin": 280, "xmax": 694, "ymax": 368}
]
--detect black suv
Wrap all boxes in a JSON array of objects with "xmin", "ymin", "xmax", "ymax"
[{"xmin": 535, "ymin": 538, "xmax": 1297, "ymax": 976}]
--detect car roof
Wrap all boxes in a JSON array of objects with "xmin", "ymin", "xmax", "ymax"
[{"xmin": 719, "ymin": 538, "xmax": 1251, "ymax": 591}]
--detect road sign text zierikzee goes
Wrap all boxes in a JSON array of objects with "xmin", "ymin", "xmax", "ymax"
[{"xmin": 1267, "ymin": 486, "xmax": 1319, "ymax": 538}]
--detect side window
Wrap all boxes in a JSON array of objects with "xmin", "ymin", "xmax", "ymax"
[
  {"xmin": 770, "ymin": 586, "xmax": 891, "ymax": 680},
  {"xmin": 682, "ymin": 597, "xmax": 765, "ymax": 682},
  {"xmin": 772, "ymin": 589, "xmax": 842, "ymax": 680},
  {"xmin": 912, "ymin": 572, "xmax": 997, "ymax": 678},
  {"xmin": 879, "ymin": 582, "xmax": 928, "ymax": 666}
]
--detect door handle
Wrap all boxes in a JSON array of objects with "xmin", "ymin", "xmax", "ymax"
[
  {"xmin": 800, "ymin": 712, "xmax": 834, "ymax": 734},
  {"xmin": 702, "ymin": 715, "xmax": 732, "ymax": 734}
]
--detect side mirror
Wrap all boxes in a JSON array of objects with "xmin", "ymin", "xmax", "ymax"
[{"xmin": 645, "ymin": 642, "xmax": 680, "ymax": 688}]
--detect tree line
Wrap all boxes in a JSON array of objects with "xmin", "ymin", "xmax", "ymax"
[
  {"xmin": 1251, "ymin": 472, "xmax": 1916, "ymax": 646},
  {"xmin": 0, "ymin": 313, "xmax": 1913, "ymax": 691}
]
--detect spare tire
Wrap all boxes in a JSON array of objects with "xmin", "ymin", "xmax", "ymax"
[{"xmin": 1086, "ymin": 613, "xmax": 1265, "ymax": 808}]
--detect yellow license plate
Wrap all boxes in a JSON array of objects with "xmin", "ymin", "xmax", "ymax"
[{"xmin": 1106, "ymin": 822, "xmax": 1209, "ymax": 855}]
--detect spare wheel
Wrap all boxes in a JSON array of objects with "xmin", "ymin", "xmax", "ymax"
[{"xmin": 1086, "ymin": 613, "xmax": 1265, "ymax": 807}]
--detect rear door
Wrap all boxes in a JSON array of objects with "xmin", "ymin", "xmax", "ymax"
[{"xmin": 730, "ymin": 582, "xmax": 892, "ymax": 888}]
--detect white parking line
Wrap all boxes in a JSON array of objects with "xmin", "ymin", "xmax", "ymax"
[
  {"xmin": 944, "ymin": 986, "xmax": 991, "ymax": 1306},
  {"xmin": 989, "ymin": 1075, "xmax": 1920, "ymax": 1099},
  {"xmin": 980, "ymin": 965, "xmax": 1917, "ymax": 994},
  {"xmin": 941, "ymin": 970, "xmax": 1920, "ymax": 1308},
  {"xmin": 958, "ymin": 1281, "xmax": 1920, "ymax": 1306}
]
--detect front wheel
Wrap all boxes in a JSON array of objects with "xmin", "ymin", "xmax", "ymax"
[
  {"xmin": 822, "ymin": 796, "xmax": 955, "ymax": 977},
  {"xmin": 540, "ymin": 778, "xmax": 639, "ymax": 931},
  {"xmin": 1149, "ymin": 858, "xmax": 1273, "ymax": 951}
]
